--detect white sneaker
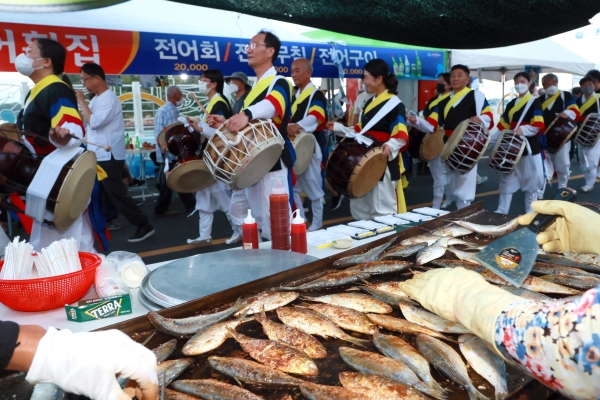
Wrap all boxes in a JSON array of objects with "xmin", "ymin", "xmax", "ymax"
[
  {"xmin": 441, "ymin": 199, "xmax": 453, "ymax": 209},
  {"xmin": 307, "ymin": 224, "xmax": 322, "ymax": 232},
  {"xmin": 187, "ymin": 236, "xmax": 212, "ymax": 245},
  {"xmin": 476, "ymin": 175, "xmax": 488, "ymax": 185},
  {"xmin": 581, "ymin": 185, "xmax": 594, "ymax": 193},
  {"xmin": 226, "ymin": 229, "xmax": 242, "ymax": 244}
]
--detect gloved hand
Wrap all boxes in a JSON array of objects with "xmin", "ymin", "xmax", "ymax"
[
  {"xmin": 517, "ymin": 200, "xmax": 600, "ymax": 255},
  {"xmin": 26, "ymin": 327, "xmax": 158, "ymax": 400},
  {"xmin": 401, "ymin": 268, "xmax": 525, "ymax": 346}
]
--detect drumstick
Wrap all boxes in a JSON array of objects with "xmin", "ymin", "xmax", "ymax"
[
  {"xmin": 409, "ymin": 97, "xmax": 417, "ymax": 113},
  {"xmin": 190, "ymin": 93, "xmax": 209, "ymax": 115},
  {"xmin": 67, "ymin": 134, "xmax": 111, "ymax": 152}
]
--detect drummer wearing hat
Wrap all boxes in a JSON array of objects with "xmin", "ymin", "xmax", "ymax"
[{"xmin": 225, "ymin": 72, "xmax": 252, "ymax": 114}]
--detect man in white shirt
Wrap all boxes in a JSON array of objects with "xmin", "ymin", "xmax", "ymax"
[{"xmin": 76, "ymin": 63, "xmax": 154, "ymax": 242}]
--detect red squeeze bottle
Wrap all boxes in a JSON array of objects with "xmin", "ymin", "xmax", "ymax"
[
  {"xmin": 242, "ymin": 209, "xmax": 259, "ymax": 249},
  {"xmin": 291, "ymin": 209, "xmax": 307, "ymax": 254},
  {"xmin": 270, "ymin": 177, "xmax": 290, "ymax": 250}
]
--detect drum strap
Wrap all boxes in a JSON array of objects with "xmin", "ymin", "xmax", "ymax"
[
  {"xmin": 350, "ymin": 96, "xmax": 401, "ymax": 146},
  {"xmin": 514, "ymin": 96, "xmax": 536, "ymax": 155},
  {"xmin": 579, "ymin": 94, "xmax": 600, "ymax": 116}
]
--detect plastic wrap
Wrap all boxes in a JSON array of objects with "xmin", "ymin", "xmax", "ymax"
[
  {"xmin": 94, "ymin": 255, "xmax": 130, "ymax": 298},
  {"xmin": 106, "ymin": 251, "xmax": 148, "ymax": 288}
]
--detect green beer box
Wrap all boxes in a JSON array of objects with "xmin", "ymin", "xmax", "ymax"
[{"xmin": 65, "ymin": 294, "xmax": 132, "ymax": 322}]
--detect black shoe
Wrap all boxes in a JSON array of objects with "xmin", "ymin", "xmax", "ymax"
[
  {"xmin": 128, "ymin": 222, "xmax": 155, "ymax": 242},
  {"xmin": 331, "ymin": 194, "xmax": 345, "ymax": 210},
  {"xmin": 135, "ymin": 199, "xmax": 144, "ymax": 206},
  {"xmin": 106, "ymin": 221, "xmax": 123, "ymax": 231},
  {"xmin": 131, "ymin": 178, "xmax": 145, "ymax": 187}
]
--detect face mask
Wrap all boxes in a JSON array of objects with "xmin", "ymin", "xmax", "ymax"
[
  {"xmin": 436, "ymin": 83, "xmax": 446, "ymax": 94},
  {"xmin": 545, "ymin": 86, "xmax": 558, "ymax": 96},
  {"xmin": 198, "ymin": 81, "xmax": 210, "ymax": 95},
  {"xmin": 176, "ymin": 98, "xmax": 184, "ymax": 107},
  {"xmin": 583, "ymin": 86, "xmax": 595, "ymax": 96},
  {"xmin": 515, "ymin": 83, "xmax": 529, "ymax": 95},
  {"xmin": 15, "ymin": 53, "xmax": 43, "ymax": 77},
  {"xmin": 227, "ymin": 82, "xmax": 239, "ymax": 94}
]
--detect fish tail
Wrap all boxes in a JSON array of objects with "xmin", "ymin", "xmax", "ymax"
[
  {"xmin": 495, "ymin": 390, "xmax": 509, "ymax": 400},
  {"xmin": 342, "ymin": 334, "xmax": 370, "ymax": 348},
  {"xmin": 254, "ymin": 305, "xmax": 267, "ymax": 324},
  {"xmin": 425, "ymin": 377, "xmax": 450, "ymax": 395},
  {"xmin": 417, "ymin": 383, "xmax": 450, "ymax": 400},
  {"xmin": 225, "ymin": 326, "xmax": 238, "ymax": 338},
  {"xmin": 467, "ymin": 386, "xmax": 490, "ymax": 400},
  {"xmin": 233, "ymin": 297, "xmax": 245, "ymax": 310}
]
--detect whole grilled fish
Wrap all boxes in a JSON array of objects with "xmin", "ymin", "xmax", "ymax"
[
  {"xmin": 164, "ymin": 388, "xmax": 199, "ymax": 400},
  {"xmin": 562, "ymin": 252, "xmax": 600, "ymax": 267},
  {"xmin": 302, "ymin": 293, "xmax": 392, "ymax": 314},
  {"xmin": 499, "ymin": 286, "xmax": 552, "ymax": 301},
  {"xmin": 208, "ymin": 356, "xmax": 305, "ymax": 387},
  {"xmin": 537, "ymin": 253, "xmax": 600, "ymax": 272},
  {"xmin": 479, "ymin": 270, "xmax": 581, "ymax": 294},
  {"xmin": 416, "ymin": 237, "xmax": 450, "ymax": 265},
  {"xmin": 373, "ymin": 332, "xmax": 446, "ymax": 394},
  {"xmin": 158, "ymin": 358, "xmax": 194, "ymax": 388},
  {"xmin": 276, "ymin": 307, "xmax": 369, "ymax": 347},
  {"xmin": 429, "ymin": 259, "xmax": 484, "ymax": 271},
  {"xmin": 30, "ymin": 383, "xmax": 66, "ymax": 400},
  {"xmin": 540, "ymin": 274, "xmax": 600, "ymax": 290},
  {"xmin": 452, "ymin": 218, "xmax": 519, "ymax": 237},
  {"xmin": 255, "ymin": 307, "xmax": 327, "ymax": 358},
  {"xmin": 148, "ymin": 298, "xmax": 245, "ymax": 336},
  {"xmin": 300, "ymin": 302, "xmax": 378, "ymax": 334},
  {"xmin": 333, "ymin": 240, "xmax": 394, "ymax": 267},
  {"xmin": 401, "ymin": 233, "xmax": 444, "ymax": 246},
  {"xmin": 339, "ymin": 372, "xmax": 431, "ymax": 400},
  {"xmin": 346, "ymin": 260, "xmax": 412, "ymax": 275},
  {"xmin": 400, "ymin": 303, "xmax": 470, "ymax": 334},
  {"xmin": 182, "ymin": 316, "xmax": 253, "ymax": 356},
  {"xmin": 339, "ymin": 347, "xmax": 448, "ymax": 399},
  {"xmin": 416, "ymin": 334, "xmax": 489, "ymax": 400},
  {"xmin": 227, "ymin": 327, "xmax": 319, "ymax": 376},
  {"xmin": 278, "ymin": 270, "xmax": 370, "ymax": 291},
  {"xmin": 531, "ymin": 262, "xmax": 599, "ymax": 278},
  {"xmin": 299, "ymin": 382, "xmax": 362, "ymax": 400},
  {"xmin": 459, "ymin": 334, "xmax": 508, "ymax": 400},
  {"xmin": 432, "ymin": 225, "xmax": 474, "ymax": 238},
  {"xmin": 366, "ymin": 313, "xmax": 456, "ymax": 341},
  {"xmin": 380, "ymin": 243, "xmax": 428, "ymax": 259},
  {"xmin": 357, "ymin": 283, "xmax": 418, "ymax": 306},
  {"xmin": 152, "ymin": 338, "xmax": 178, "ymax": 362},
  {"xmin": 171, "ymin": 379, "xmax": 265, "ymax": 399},
  {"xmin": 234, "ymin": 291, "xmax": 299, "ymax": 316}
]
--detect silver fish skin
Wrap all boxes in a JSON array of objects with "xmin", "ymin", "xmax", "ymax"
[
  {"xmin": 380, "ymin": 243, "xmax": 428, "ymax": 259},
  {"xmin": 339, "ymin": 347, "xmax": 448, "ymax": 400},
  {"xmin": 429, "ymin": 259, "xmax": 484, "ymax": 271},
  {"xmin": 300, "ymin": 302, "xmax": 378, "ymax": 334},
  {"xmin": 333, "ymin": 240, "xmax": 394, "ymax": 267},
  {"xmin": 540, "ymin": 274, "xmax": 600, "ymax": 290},
  {"xmin": 182, "ymin": 316, "xmax": 253, "ymax": 356},
  {"xmin": 401, "ymin": 234, "xmax": 444, "ymax": 246},
  {"xmin": 373, "ymin": 332, "xmax": 446, "ymax": 394},
  {"xmin": 302, "ymin": 293, "xmax": 392, "ymax": 314},
  {"xmin": 452, "ymin": 218, "xmax": 519, "ymax": 237},
  {"xmin": 346, "ymin": 260, "xmax": 412, "ymax": 275},
  {"xmin": 157, "ymin": 358, "xmax": 194, "ymax": 388},
  {"xmin": 362, "ymin": 281, "xmax": 411, "ymax": 299},
  {"xmin": 30, "ymin": 383, "xmax": 66, "ymax": 400},
  {"xmin": 366, "ymin": 313, "xmax": 457, "ymax": 342},
  {"xmin": 416, "ymin": 238, "xmax": 449, "ymax": 265},
  {"xmin": 459, "ymin": 334, "xmax": 508, "ymax": 400},
  {"xmin": 531, "ymin": 262, "xmax": 599, "ymax": 278},
  {"xmin": 400, "ymin": 303, "xmax": 470, "ymax": 334},
  {"xmin": 152, "ymin": 338, "xmax": 178, "ymax": 362},
  {"xmin": 447, "ymin": 238, "xmax": 486, "ymax": 249},
  {"xmin": 416, "ymin": 334, "xmax": 489, "ymax": 400},
  {"xmin": 171, "ymin": 379, "xmax": 265, "ymax": 400},
  {"xmin": 278, "ymin": 270, "xmax": 370, "ymax": 291},
  {"xmin": 447, "ymin": 247, "xmax": 482, "ymax": 263},
  {"xmin": 479, "ymin": 271, "xmax": 581, "ymax": 295},
  {"xmin": 537, "ymin": 253, "xmax": 600, "ymax": 272},
  {"xmin": 234, "ymin": 291, "xmax": 299, "ymax": 316},
  {"xmin": 148, "ymin": 298, "xmax": 245, "ymax": 336},
  {"xmin": 208, "ymin": 356, "xmax": 305, "ymax": 387},
  {"xmin": 432, "ymin": 225, "xmax": 474, "ymax": 238},
  {"xmin": 300, "ymin": 382, "xmax": 363, "ymax": 400},
  {"xmin": 562, "ymin": 253, "xmax": 600, "ymax": 267},
  {"xmin": 339, "ymin": 372, "xmax": 431, "ymax": 400},
  {"xmin": 358, "ymin": 283, "xmax": 418, "ymax": 306},
  {"xmin": 499, "ymin": 286, "xmax": 552, "ymax": 301}
]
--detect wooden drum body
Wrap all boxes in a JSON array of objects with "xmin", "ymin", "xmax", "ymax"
[
  {"xmin": 576, "ymin": 113, "xmax": 600, "ymax": 147},
  {"xmin": 545, "ymin": 116, "xmax": 577, "ymax": 154},
  {"xmin": 488, "ymin": 131, "xmax": 526, "ymax": 175},
  {"xmin": 441, "ymin": 120, "xmax": 490, "ymax": 173}
]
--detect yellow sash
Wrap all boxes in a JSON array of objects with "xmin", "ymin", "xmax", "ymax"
[
  {"xmin": 444, "ymin": 87, "xmax": 471, "ymax": 119},
  {"xmin": 364, "ymin": 90, "xmax": 395, "ymax": 115},
  {"xmin": 579, "ymin": 94, "xmax": 600, "ymax": 116},
  {"xmin": 541, "ymin": 91, "xmax": 560, "ymax": 111},
  {"xmin": 243, "ymin": 75, "xmax": 278, "ymax": 109},
  {"xmin": 428, "ymin": 92, "xmax": 451, "ymax": 110},
  {"xmin": 508, "ymin": 93, "xmax": 532, "ymax": 123},
  {"xmin": 291, "ymin": 85, "xmax": 315, "ymax": 118},
  {"xmin": 28, "ymin": 74, "xmax": 67, "ymax": 104},
  {"xmin": 206, "ymin": 94, "xmax": 228, "ymax": 114}
]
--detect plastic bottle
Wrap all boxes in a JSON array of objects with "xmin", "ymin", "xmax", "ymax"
[
  {"xmin": 270, "ymin": 177, "xmax": 290, "ymax": 251},
  {"xmin": 242, "ymin": 209, "xmax": 259, "ymax": 249},
  {"xmin": 290, "ymin": 209, "xmax": 307, "ymax": 254}
]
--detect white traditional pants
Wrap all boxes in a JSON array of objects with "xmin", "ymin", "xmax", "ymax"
[
  {"xmin": 496, "ymin": 153, "xmax": 544, "ymax": 214},
  {"xmin": 578, "ymin": 139, "xmax": 600, "ymax": 187},
  {"xmin": 194, "ymin": 181, "xmax": 232, "ymax": 239},
  {"xmin": 350, "ymin": 168, "xmax": 397, "ymax": 220},
  {"xmin": 293, "ymin": 138, "xmax": 324, "ymax": 229}
]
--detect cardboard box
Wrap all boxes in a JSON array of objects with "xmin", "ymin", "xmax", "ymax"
[{"xmin": 65, "ymin": 294, "xmax": 132, "ymax": 322}]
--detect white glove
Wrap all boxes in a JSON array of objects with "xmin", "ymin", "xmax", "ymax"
[{"xmin": 26, "ymin": 327, "xmax": 158, "ymax": 400}]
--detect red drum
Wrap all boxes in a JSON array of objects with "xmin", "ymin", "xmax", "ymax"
[
  {"xmin": 488, "ymin": 131, "xmax": 526, "ymax": 175},
  {"xmin": 407, "ymin": 127, "xmax": 425, "ymax": 160},
  {"xmin": 545, "ymin": 116, "xmax": 577, "ymax": 154},
  {"xmin": 440, "ymin": 120, "xmax": 490, "ymax": 173},
  {"xmin": 325, "ymin": 135, "xmax": 388, "ymax": 198},
  {"xmin": 161, "ymin": 122, "xmax": 215, "ymax": 193},
  {"xmin": 576, "ymin": 113, "xmax": 600, "ymax": 147}
]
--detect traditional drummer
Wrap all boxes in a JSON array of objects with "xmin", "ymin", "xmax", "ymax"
[
  {"xmin": 327, "ymin": 59, "xmax": 408, "ymax": 220},
  {"xmin": 494, "ymin": 72, "xmax": 546, "ymax": 214},
  {"xmin": 407, "ymin": 72, "xmax": 451, "ymax": 209},
  {"xmin": 288, "ymin": 58, "xmax": 327, "ymax": 232},
  {"xmin": 426, "ymin": 65, "xmax": 493, "ymax": 209},
  {"xmin": 539, "ymin": 73, "xmax": 580, "ymax": 189},
  {"xmin": 575, "ymin": 75, "xmax": 600, "ymax": 193}
]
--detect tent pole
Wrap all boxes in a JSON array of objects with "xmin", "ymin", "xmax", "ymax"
[{"xmin": 501, "ymin": 68, "xmax": 506, "ymax": 114}]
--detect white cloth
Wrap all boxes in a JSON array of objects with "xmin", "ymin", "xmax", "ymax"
[
  {"xmin": 293, "ymin": 137, "xmax": 324, "ymax": 229},
  {"xmin": 193, "ymin": 181, "xmax": 232, "ymax": 238},
  {"xmin": 152, "ymin": 102, "xmax": 179, "ymax": 163},
  {"xmin": 86, "ymin": 89, "xmax": 126, "ymax": 161},
  {"xmin": 447, "ymin": 164, "xmax": 478, "ymax": 204},
  {"xmin": 430, "ymin": 155, "xmax": 447, "ymax": 209},
  {"xmin": 578, "ymin": 139, "xmax": 600, "ymax": 188},
  {"xmin": 548, "ymin": 142, "xmax": 571, "ymax": 188},
  {"xmin": 295, "ymin": 82, "xmax": 319, "ymax": 132},
  {"xmin": 412, "ymin": 115, "xmax": 434, "ymax": 133},
  {"xmin": 30, "ymin": 209, "xmax": 96, "ymax": 253},
  {"xmin": 246, "ymin": 66, "xmax": 278, "ymax": 119},
  {"xmin": 496, "ymin": 153, "xmax": 544, "ymax": 213},
  {"xmin": 350, "ymin": 168, "xmax": 397, "ymax": 220}
]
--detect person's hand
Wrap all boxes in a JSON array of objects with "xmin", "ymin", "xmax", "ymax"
[
  {"xmin": 470, "ymin": 116, "xmax": 483, "ymax": 125},
  {"xmin": 75, "ymin": 90, "xmax": 86, "ymax": 105},
  {"xmin": 26, "ymin": 328, "xmax": 158, "ymax": 400},
  {"xmin": 287, "ymin": 123, "xmax": 302, "ymax": 140},
  {"xmin": 224, "ymin": 113, "xmax": 249, "ymax": 133},
  {"xmin": 326, "ymin": 121, "xmax": 335, "ymax": 131},
  {"xmin": 188, "ymin": 119, "xmax": 202, "ymax": 133},
  {"xmin": 50, "ymin": 126, "xmax": 72, "ymax": 146},
  {"xmin": 515, "ymin": 127, "xmax": 523, "ymax": 136},
  {"xmin": 517, "ymin": 200, "xmax": 600, "ymax": 255},
  {"xmin": 408, "ymin": 115, "xmax": 417, "ymax": 125},
  {"xmin": 559, "ymin": 111, "xmax": 569, "ymax": 119},
  {"xmin": 381, "ymin": 144, "xmax": 392, "ymax": 159},
  {"xmin": 206, "ymin": 114, "xmax": 225, "ymax": 128},
  {"xmin": 401, "ymin": 268, "xmax": 522, "ymax": 345}
]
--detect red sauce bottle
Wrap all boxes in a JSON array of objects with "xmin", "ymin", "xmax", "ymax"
[
  {"xmin": 242, "ymin": 209, "xmax": 259, "ymax": 249},
  {"xmin": 291, "ymin": 209, "xmax": 307, "ymax": 254},
  {"xmin": 270, "ymin": 177, "xmax": 290, "ymax": 250}
]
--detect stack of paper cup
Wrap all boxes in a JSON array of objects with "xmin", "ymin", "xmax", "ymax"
[{"xmin": 107, "ymin": 251, "xmax": 149, "ymax": 289}]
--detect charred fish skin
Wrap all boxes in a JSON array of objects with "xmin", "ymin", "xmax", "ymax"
[
  {"xmin": 208, "ymin": 356, "xmax": 305, "ymax": 387},
  {"xmin": 540, "ymin": 274, "xmax": 600, "ymax": 290},
  {"xmin": 453, "ymin": 218, "xmax": 519, "ymax": 237},
  {"xmin": 30, "ymin": 383, "xmax": 66, "ymax": 400},
  {"xmin": 380, "ymin": 243, "xmax": 428, "ymax": 259},
  {"xmin": 278, "ymin": 270, "xmax": 370, "ymax": 291},
  {"xmin": 234, "ymin": 291, "xmax": 300, "ymax": 316},
  {"xmin": 358, "ymin": 284, "xmax": 418, "ymax": 306},
  {"xmin": 479, "ymin": 270, "xmax": 582, "ymax": 295},
  {"xmin": 339, "ymin": 372, "xmax": 431, "ymax": 400},
  {"xmin": 171, "ymin": 379, "xmax": 265, "ymax": 400},
  {"xmin": 498, "ymin": 286, "xmax": 551, "ymax": 301},
  {"xmin": 429, "ymin": 259, "xmax": 484, "ymax": 271},
  {"xmin": 531, "ymin": 262, "xmax": 599, "ymax": 278},
  {"xmin": 373, "ymin": 332, "xmax": 446, "ymax": 394},
  {"xmin": 346, "ymin": 260, "xmax": 413, "ymax": 275},
  {"xmin": 157, "ymin": 358, "xmax": 195, "ymax": 388},
  {"xmin": 148, "ymin": 298, "xmax": 245, "ymax": 336},
  {"xmin": 164, "ymin": 388, "xmax": 200, "ymax": 400},
  {"xmin": 152, "ymin": 338, "xmax": 178, "ymax": 362},
  {"xmin": 300, "ymin": 302, "xmax": 378, "ymax": 335},
  {"xmin": 538, "ymin": 253, "xmax": 600, "ymax": 272},
  {"xmin": 416, "ymin": 334, "xmax": 489, "ymax": 400},
  {"xmin": 366, "ymin": 313, "xmax": 456, "ymax": 342},
  {"xmin": 333, "ymin": 240, "xmax": 394, "ymax": 267},
  {"xmin": 254, "ymin": 307, "xmax": 327, "ymax": 359},
  {"xmin": 400, "ymin": 303, "xmax": 470, "ymax": 334},
  {"xmin": 300, "ymin": 382, "xmax": 363, "ymax": 400},
  {"xmin": 227, "ymin": 327, "xmax": 319, "ymax": 376},
  {"xmin": 276, "ymin": 307, "xmax": 369, "ymax": 347},
  {"xmin": 459, "ymin": 334, "xmax": 508, "ymax": 400},
  {"xmin": 301, "ymin": 293, "xmax": 393, "ymax": 314},
  {"xmin": 182, "ymin": 317, "xmax": 253, "ymax": 356},
  {"xmin": 338, "ymin": 347, "xmax": 448, "ymax": 400}
]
